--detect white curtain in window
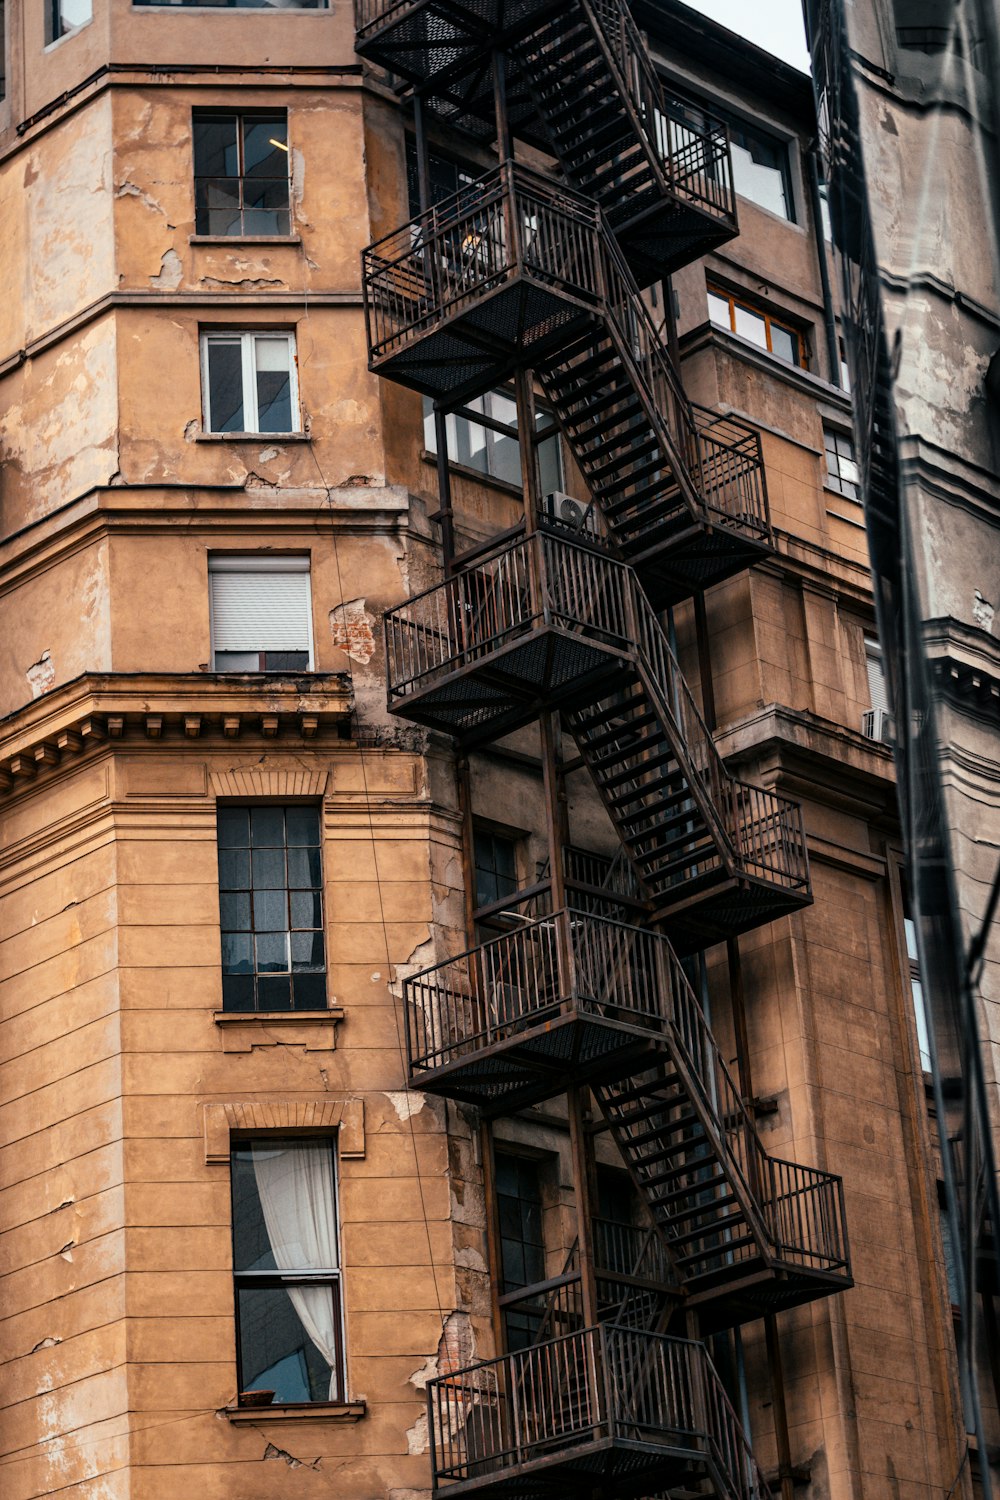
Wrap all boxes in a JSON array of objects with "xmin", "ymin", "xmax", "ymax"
[{"xmin": 252, "ymin": 1144, "xmax": 340, "ymax": 1400}]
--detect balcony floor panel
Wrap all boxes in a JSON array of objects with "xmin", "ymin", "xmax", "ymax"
[
  {"xmin": 388, "ymin": 625, "xmax": 624, "ymax": 740},
  {"xmin": 435, "ymin": 1432, "xmax": 719, "ymax": 1500},
  {"xmin": 410, "ymin": 1007, "xmax": 667, "ymax": 1112},
  {"xmin": 689, "ymin": 1261, "xmax": 855, "ymax": 1333},
  {"xmin": 371, "ymin": 278, "xmax": 596, "ymax": 401},
  {"xmin": 653, "ymin": 876, "xmax": 814, "ymax": 955}
]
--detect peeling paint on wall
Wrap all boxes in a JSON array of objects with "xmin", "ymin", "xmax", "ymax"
[
  {"xmin": 26, "ymin": 651, "xmax": 55, "ymax": 698},
  {"xmin": 383, "ymin": 1090, "xmax": 425, "ymax": 1122},
  {"xmin": 330, "ymin": 599, "xmax": 377, "ymax": 664},
  {"xmin": 150, "ymin": 249, "xmax": 182, "ymax": 290},
  {"xmin": 973, "ymin": 591, "xmax": 995, "ymax": 633}
]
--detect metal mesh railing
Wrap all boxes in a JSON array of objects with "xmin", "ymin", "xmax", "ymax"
[{"xmin": 427, "ymin": 1324, "xmax": 772, "ymax": 1500}]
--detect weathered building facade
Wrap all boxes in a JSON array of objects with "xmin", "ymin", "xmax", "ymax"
[
  {"xmin": 0, "ymin": 0, "xmax": 973, "ymax": 1496},
  {"xmin": 806, "ymin": 0, "xmax": 1000, "ymax": 1484}
]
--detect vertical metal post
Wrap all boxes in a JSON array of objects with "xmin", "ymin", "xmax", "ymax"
[
  {"xmin": 727, "ymin": 935, "xmax": 754, "ymax": 1102},
  {"xmin": 764, "ymin": 1313, "xmax": 796, "ymax": 1500},
  {"xmin": 492, "ymin": 50, "xmax": 513, "ymax": 162},
  {"xmin": 693, "ymin": 589, "xmax": 717, "ymax": 732},
  {"xmin": 568, "ymin": 1086, "xmax": 601, "ymax": 1330},
  {"xmin": 414, "ymin": 95, "xmax": 457, "ymax": 577},
  {"xmin": 413, "ymin": 93, "xmax": 431, "ymax": 215},
  {"xmin": 481, "ymin": 1120, "xmax": 507, "ymax": 1356}
]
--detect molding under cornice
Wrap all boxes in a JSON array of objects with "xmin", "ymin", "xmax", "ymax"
[{"xmin": 0, "ymin": 672, "xmax": 353, "ymax": 799}]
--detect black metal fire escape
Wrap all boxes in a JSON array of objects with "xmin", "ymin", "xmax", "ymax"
[{"xmin": 356, "ymin": 0, "xmax": 852, "ymax": 1492}]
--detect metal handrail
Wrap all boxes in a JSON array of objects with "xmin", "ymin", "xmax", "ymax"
[
  {"xmin": 426, "ymin": 1323, "xmax": 772, "ymax": 1500},
  {"xmin": 384, "ymin": 532, "xmax": 809, "ymax": 892}
]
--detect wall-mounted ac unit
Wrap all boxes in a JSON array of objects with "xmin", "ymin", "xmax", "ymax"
[
  {"xmin": 544, "ymin": 491, "xmax": 590, "ymax": 532},
  {"xmin": 862, "ymin": 707, "xmax": 894, "ymax": 744}
]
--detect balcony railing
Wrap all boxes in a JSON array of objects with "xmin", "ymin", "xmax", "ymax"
[
  {"xmin": 427, "ymin": 1324, "xmax": 770, "ymax": 1500},
  {"xmin": 363, "ymin": 161, "xmax": 602, "ymax": 392},
  {"xmin": 404, "ymin": 907, "xmax": 674, "ymax": 1104}
]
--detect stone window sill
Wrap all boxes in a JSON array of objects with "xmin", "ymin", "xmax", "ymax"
[
  {"xmin": 190, "ymin": 235, "xmax": 301, "ymax": 246},
  {"xmin": 214, "ymin": 1008, "xmax": 344, "ymax": 1052},
  {"xmin": 225, "ymin": 1401, "xmax": 366, "ymax": 1425},
  {"xmin": 195, "ymin": 431, "xmax": 310, "ymax": 442}
]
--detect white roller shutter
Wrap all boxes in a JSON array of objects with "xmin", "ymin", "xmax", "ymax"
[
  {"xmin": 210, "ymin": 556, "xmax": 312, "ymax": 653},
  {"xmin": 865, "ymin": 637, "xmax": 889, "ymax": 712}
]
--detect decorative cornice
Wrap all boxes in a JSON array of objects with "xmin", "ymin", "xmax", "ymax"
[
  {"xmin": 203, "ymin": 1096, "xmax": 365, "ymax": 1162},
  {"xmin": 0, "ymin": 672, "xmax": 353, "ymax": 798}
]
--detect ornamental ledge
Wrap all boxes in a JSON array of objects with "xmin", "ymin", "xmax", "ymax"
[{"xmin": 0, "ymin": 672, "xmax": 354, "ymax": 797}]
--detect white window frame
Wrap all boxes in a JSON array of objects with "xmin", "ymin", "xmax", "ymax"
[
  {"xmin": 209, "ymin": 554, "xmax": 315, "ymax": 670},
  {"xmin": 201, "ymin": 330, "xmax": 300, "ymax": 436}
]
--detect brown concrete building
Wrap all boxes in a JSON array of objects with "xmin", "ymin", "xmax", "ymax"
[{"xmin": 0, "ymin": 0, "xmax": 972, "ymax": 1497}]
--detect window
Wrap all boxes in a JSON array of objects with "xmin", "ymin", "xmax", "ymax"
[
  {"xmin": 496, "ymin": 1152, "xmax": 547, "ymax": 1350},
  {"xmin": 138, "ymin": 0, "xmax": 326, "ymax": 9},
  {"xmin": 194, "ymin": 112, "xmax": 290, "ymax": 237},
  {"xmin": 405, "ymin": 138, "xmax": 478, "ymax": 216},
  {"xmin": 47, "ymin": 0, "xmax": 90, "ymax": 42},
  {"xmin": 824, "ymin": 427, "xmax": 860, "ymax": 500},
  {"xmin": 725, "ymin": 117, "xmax": 795, "ymax": 221},
  {"xmin": 209, "ymin": 555, "xmax": 313, "ymax": 671},
  {"xmin": 423, "ymin": 392, "xmax": 563, "ymax": 493},
  {"xmin": 862, "ymin": 634, "xmax": 893, "ymax": 742},
  {"xmin": 202, "ymin": 331, "xmax": 298, "ymax": 434},
  {"xmin": 217, "ymin": 804, "xmax": 326, "ymax": 1012},
  {"xmin": 474, "ymin": 827, "xmax": 519, "ymax": 912},
  {"xmin": 902, "ymin": 888, "xmax": 932, "ymax": 1072},
  {"xmin": 231, "ymin": 1138, "xmax": 344, "ymax": 1405},
  {"xmin": 707, "ymin": 284, "xmax": 808, "ymax": 369}
]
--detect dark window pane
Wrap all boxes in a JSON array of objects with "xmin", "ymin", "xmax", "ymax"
[
  {"xmin": 221, "ymin": 892, "xmax": 251, "ymax": 932},
  {"xmin": 215, "ymin": 651, "xmax": 261, "ymax": 671},
  {"xmin": 291, "ymin": 931, "xmax": 325, "ymax": 970},
  {"xmin": 770, "ymin": 324, "xmax": 797, "ymax": 364},
  {"xmin": 255, "ymin": 339, "xmax": 293, "ymax": 432},
  {"xmin": 222, "ymin": 974, "xmax": 255, "ymax": 1012},
  {"xmin": 194, "ymin": 115, "xmax": 239, "ymax": 179},
  {"xmin": 292, "ymin": 973, "xmax": 327, "ymax": 1009},
  {"xmin": 256, "ymin": 932, "xmax": 289, "ymax": 972},
  {"xmin": 236, "ymin": 1286, "xmax": 337, "ymax": 1402},
  {"xmin": 290, "ymin": 890, "xmax": 322, "ymax": 929},
  {"xmin": 286, "ymin": 807, "xmax": 320, "ymax": 846},
  {"xmin": 257, "ymin": 975, "xmax": 293, "ymax": 1010},
  {"xmin": 231, "ymin": 1146, "xmax": 275, "ymax": 1270},
  {"xmin": 196, "ymin": 177, "xmax": 241, "ymax": 236},
  {"xmin": 251, "ymin": 807, "xmax": 286, "ymax": 846},
  {"xmin": 253, "ymin": 889, "xmax": 287, "ymax": 932},
  {"xmin": 207, "ymin": 340, "xmax": 245, "ymax": 432},
  {"xmin": 223, "ymin": 932, "xmax": 254, "ymax": 974},
  {"xmin": 242, "ymin": 207, "xmax": 291, "ymax": 236},
  {"xmin": 251, "ymin": 848, "xmax": 286, "ymax": 890},
  {"xmin": 243, "ymin": 119, "xmax": 289, "ymax": 178},
  {"xmin": 287, "ymin": 847, "xmax": 322, "ymax": 888},
  {"xmin": 218, "ymin": 807, "xmax": 251, "ymax": 849},
  {"xmin": 261, "ymin": 650, "xmax": 309, "ymax": 670},
  {"xmin": 219, "ymin": 848, "xmax": 250, "ymax": 890}
]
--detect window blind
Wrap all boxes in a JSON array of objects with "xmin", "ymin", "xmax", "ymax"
[
  {"xmin": 865, "ymin": 638, "xmax": 889, "ymax": 712},
  {"xmin": 210, "ymin": 559, "xmax": 311, "ymax": 652}
]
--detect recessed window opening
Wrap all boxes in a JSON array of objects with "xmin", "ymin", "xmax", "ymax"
[
  {"xmin": 209, "ymin": 554, "xmax": 313, "ymax": 671},
  {"xmin": 47, "ymin": 0, "xmax": 90, "ymax": 43},
  {"xmin": 725, "ymin": 116, "xmax": 795, "ymax": 221},
  {"xmin": 194, "ymin": 111, "xmax": 291, "ymax": 236},
  {"xmin": 217, "ymin": 803, "xmax": 326, "ymax": 1013},
  {"xmin": 707, "ymin": 284, "xmax": 808, "ymax": 369},
  {"xmin": 824, "ymin": 427, "xmax": 860, "ymax": 499},
  {"xmin": 231, "ymin": 1137, "xmax": 345, "ymax": 1405},
  {"xmin": 473, "ymin": 827, "xmax": 520, "ymax": 912},
  {"xmin": 202, "ymin": 330, "xmax": 299, "ymax": 435},
  {"xmin": 423, "ymin": 392, "xmax": 563, "ymax": 494}
]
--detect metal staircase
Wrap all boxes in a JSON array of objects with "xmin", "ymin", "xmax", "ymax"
[
  {"xmin": 385, "ymin": 535, "xmax": 810, "ymax": 944},
  {"xmin": 364, "ymin": 163, "xmax": 769, "ymax": 599},
  {"xmin": 356, "ymin": 0, "xmax": 851, "ymax": 1487}
]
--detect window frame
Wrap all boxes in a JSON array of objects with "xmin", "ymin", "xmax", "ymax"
[
  {"xmin": 193, "ymin": 109, "xmax": 291, "ymax": 239},
  {"xmin": 707, "ymin": 283, "xmax": 809, "ymax": 370},
  {"xmin": 230, "ymin": 1135, "xmax": 346, "ymax": 1408},
  {"xmin": 724, "ymin": 113, "xmax": 797, "ymax": 223},
  {"xmin": 217, "ymin": 801, "xmax": 327, "ymax": 1014},
  {"xmin": 201, "ymin": 329, "xmax": 301, "ymax": 436},
  {"xmin": 422, "ymin": 390, "xmax": 564, "ymax": 494},
  {"xmin": 823, "ymin": 426, "xmax": 861, "ymax": 500},
  {"xmin": 208, "ymin": 553, "xmax": 315, "ymax": 673},
  {"xmin": 46, "ymin": 0, "xmax": 91, "ymax": 45},
  {"xmin": 135, "ymin": 0, "xmax": 328, "ymax": 10}
]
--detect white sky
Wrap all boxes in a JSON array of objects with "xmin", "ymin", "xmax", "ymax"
[{"xmin": 679, "ymin": 0, "xmax": 812, "ymax": 73}]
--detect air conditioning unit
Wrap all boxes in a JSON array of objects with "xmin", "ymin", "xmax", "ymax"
[
  {"xmin": 544, "ymin": 491, "xmax": 590, "ymax": 532},
  {"xmin": 862, "ymin": 708, "xmax": 894, "ymax": 744}
]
